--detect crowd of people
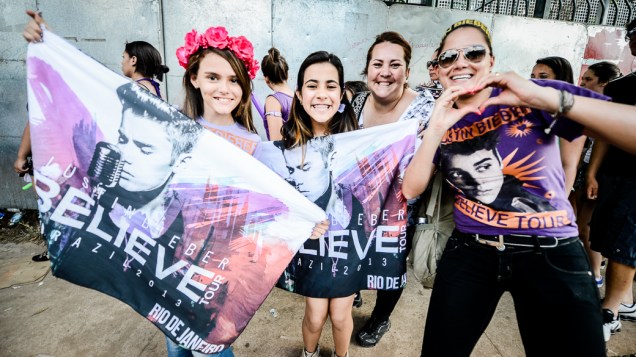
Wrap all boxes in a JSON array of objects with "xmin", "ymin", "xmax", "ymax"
[{"xmin": 19, "ymin": 8, "xmax": 636, "ymax": 357}]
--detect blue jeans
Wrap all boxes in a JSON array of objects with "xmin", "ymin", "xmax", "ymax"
[
  {"xmin": 165, "ymin": 337, "xmax": 234, "ymax": 357},
  {"xmin": 421, "ymin": 231, "xmax": 606, "ymax": 356}
]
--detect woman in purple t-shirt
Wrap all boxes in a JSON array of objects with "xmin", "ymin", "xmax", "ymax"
[{"xmin": 402, "ymin": 19, "xmax": 609, "ymax": 356}]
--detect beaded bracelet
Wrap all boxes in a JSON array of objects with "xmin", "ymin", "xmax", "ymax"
[
  {"xmin": 551, "ymin": 90, "xmax": 575, "ymax": 118},
  {"xmin": 545, "ymin": 90, "xmax": 575, "ymax": 134}
]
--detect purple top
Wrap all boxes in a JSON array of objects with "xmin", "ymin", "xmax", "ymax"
[
  {"xmin": 135, "ymin": 77, "xmax": 161, "ymax": 98},
  {"xmin": 434, "ymin": 80, "xmax": 608, "ymax": 237},
  {"xmin": 263, "ymin": 92, "xmax": 293, "ymax": 140},
  {"xmin": 251, "ymin": 93, "xmax": 265, "ymax": 120}
]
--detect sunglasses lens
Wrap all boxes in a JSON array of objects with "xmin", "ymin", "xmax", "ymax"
[
  {"xmin": 438, "ymin": 50, "xmax": 459, "ymax": 68},
  {"xmin": 465, "ymin": 46, "xmax": 487, "ymax": 62}
]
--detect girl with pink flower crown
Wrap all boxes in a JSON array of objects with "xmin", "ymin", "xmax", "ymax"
[
  {"xmin": 177, "ymin": 26, "xmax": 261, "ymax": 156},
  {"xmin": 165, "ymin": 26, "xmax": 265, "ymax": 357}
]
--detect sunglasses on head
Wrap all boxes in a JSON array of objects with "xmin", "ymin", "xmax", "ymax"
[
  {"xmin": 426, "ymin": 60, "xmax": 439, "ymax": 68},
  {"xmin": 626, "ymin": 28, "xmax": 636, "ymax": 42},
  {"xmin": 437, "ymin": 45, "xmax": 488, "ymax": 69}
]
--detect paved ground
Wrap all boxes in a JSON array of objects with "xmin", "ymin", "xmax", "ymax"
[{"xmin": 0, "ymin": 241, "xmax": 635, "ymax": 357}]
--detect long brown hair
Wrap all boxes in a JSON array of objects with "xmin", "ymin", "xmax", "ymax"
[
  {"xmin": 181, "ymin": 47, "xmax": 256, "ymax": 133},
  {"xmin": 281, "ymin": 51, "xmax": 358, "ymax": 150}
]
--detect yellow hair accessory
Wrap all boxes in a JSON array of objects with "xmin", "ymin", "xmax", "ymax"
[{"xmin": 445, "ymin": 19, "xmax": 492, "ymax": 42}]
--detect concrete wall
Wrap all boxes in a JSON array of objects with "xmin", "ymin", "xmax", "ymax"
[{"xmin": 0, "ymin": 0, "xmax": 632, "ymax": 209}]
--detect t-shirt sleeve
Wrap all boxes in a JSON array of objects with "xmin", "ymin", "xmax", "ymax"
[
  {"xmin": 602, "ymin": 80, "xmax": 626, "ymax": 104},
  {"xmin": 531, "ymin": 79, "xmax": 610, "ymax": 142}
]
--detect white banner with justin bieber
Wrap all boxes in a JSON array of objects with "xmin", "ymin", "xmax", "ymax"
[{"xmin": 26, "ymin": 29, "xmax": 326, "ymax": 353}]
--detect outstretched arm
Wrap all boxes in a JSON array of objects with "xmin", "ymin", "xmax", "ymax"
[{"xmin": 474, "ymin": 72, "xmax": 636, "ymax": 155}]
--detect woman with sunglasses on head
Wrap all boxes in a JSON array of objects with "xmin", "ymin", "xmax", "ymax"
[
  {"xmin": 403, "ymin": 19, "xmax": 608, "ymax": 356},
  {"xmin": 349, "ymin": 31, "xmax": 436, "ymax": 348},
  {"xmin": 415, "ymin": 47, "xmax": 443, "ymax": 99}
]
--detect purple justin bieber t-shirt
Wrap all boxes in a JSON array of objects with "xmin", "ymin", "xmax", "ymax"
[{"xmin": 435, "ymin": 80, "xmax": 608, "ymax": 237}]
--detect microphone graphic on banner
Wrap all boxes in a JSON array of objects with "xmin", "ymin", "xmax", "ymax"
[{"xmin": 88, "ymin": 141, "xmax": 124, "ymax": 188}]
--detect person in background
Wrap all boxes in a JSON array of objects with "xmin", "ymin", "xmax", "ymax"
[
  {"xmin": 261, "ymin": 47, "xmax": 294, "ymax": 141},
  {"xmin": 531, "ymin": 56, "xmax": 586, "ymax": 197},
  {"xmin": 403, "ymin": 19, "xmax": 609, "ymax": 356},
  {"xmin": 415, "ymin": 47, "xmax": 443, "ymax": 99},
  {"xmin": 574, "ymin": 61, "xmax": 621, "ymax": 288},
  {"xmin": 11, "ymin": 119, "xmax": 30, "ymax": 250},
  {"xmin": 344, "ymin": 80, "xmax": 367, "ymax": 101},
  {"xmin": 531, "ymin": 56, "xmax": 574, "ymax": 83},
  {"xmin": 349, "ymin": 31, "xmax": 436, "ymax": 348},
  {"xmin": 121, "ymin": 41, "xmax": 169, "ymax": 98},
  {"xmin": 588, "ymin": 18, "xmax": 636, "ymax": 342}
]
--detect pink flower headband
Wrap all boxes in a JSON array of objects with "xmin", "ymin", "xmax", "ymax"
[{"xmin": 176, "ymin": 26, "xmax": 260, "ymax": 79}]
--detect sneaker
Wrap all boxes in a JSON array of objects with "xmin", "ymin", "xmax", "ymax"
[
  {"xmin": 301, "ymin": 345, "xmax": 320, "ymax": 357},
  {"xmin": 602, "ymin": 309, "xmax": 622, "ymax": 342},
  {"xmin": 356, "ymin": 317, "xmax": 391, "ymax": 347},
  {"xmin": 595, "ymin": 276, "xmax": 604, "ymax": 288},
  {"xmin": 32, "ymin": 251, "xmax": 49, "ymax": 262},
  {"xmin": 618, "ymin": 303, "xmax": 636, "ymax": 322},
  {"xmin": 353, "ymin": 291, "xmax": 363, "ymax": 308}
]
